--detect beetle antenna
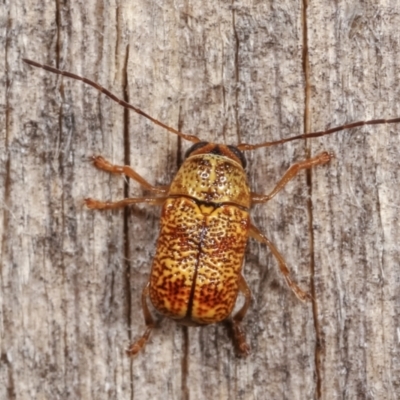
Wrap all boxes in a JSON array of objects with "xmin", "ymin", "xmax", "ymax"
[
  {"xmin": 236, "ymin": 117, "xmax": 400, "ymax": 151},
  {"xmin": 23, "ymin": 58, "xmax": 201, "ymax": 144}
]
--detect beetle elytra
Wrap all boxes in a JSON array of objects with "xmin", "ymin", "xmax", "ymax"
[{"xmin": 23, "ymin": 58, "xmax": 400, "ymax": 357}]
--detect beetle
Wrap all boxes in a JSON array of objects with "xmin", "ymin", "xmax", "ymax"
[{"xmin": 23, "ymin": 58, "xmax": 400, "ymax": 357}]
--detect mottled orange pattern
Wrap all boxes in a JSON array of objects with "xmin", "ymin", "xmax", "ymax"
[
  {"xmin": 168, "ymin": 154, "xmax": 251, "ymax": 208},
  {"xmin": 149, "ymin": 197, "xmax": 204, "ymax": 319},
  {"xmin": 149, "ymin": 197, "xmax": 250, "ymax": 324}
]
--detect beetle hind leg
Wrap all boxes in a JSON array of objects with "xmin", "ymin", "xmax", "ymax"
[
  {"xmin": 126, "ymin": 283, "xmax": 157, "ymax": 357},
  {"xmin": 230, "ymin": 274, "xmax": 252, "ymax": 357},
  {"xmin": 250, "ymin": 224, "xmax": 311, "ymax": 301}
]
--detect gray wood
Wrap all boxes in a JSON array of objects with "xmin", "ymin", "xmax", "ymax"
[{"xmin": 1, "ymin": 0, "xmax": 399, "ymax": 399}]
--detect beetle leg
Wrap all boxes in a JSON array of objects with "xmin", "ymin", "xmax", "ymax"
[
  {"xmin": 249, "ymin": 224, "xmax": 311, "ymax": 301},
  {"xmin": 251, "ymin": 152, "xmax": 332, "ymax": 204},
  {"xmin": 91, "ymin": 155, "xmax": 169, "ymax": 193},
  {"xmin": 231, "ymin": 274, "xmax": 252, "ymax": 357},
  {"xmin": 126, "ymin": 283, "xmax": 157, "ymax": 357},
  {"xmin": 84, "ymin": 196, "xmax": 166, "ymax": 210}
]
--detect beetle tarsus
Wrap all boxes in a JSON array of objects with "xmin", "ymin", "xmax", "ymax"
[
  {"xmin": 232, "ymin": 321, "xmax": 250, "ymax": 357},
  {"xmin": 126, "ymin": 327, "xmax": 153, "ymax": 357},
  {"xmin": 91, "ymin": 155, "xmax": 122, "ymax": 172},
  {"xmin": 84, "ymin": 198, "xmax": 104, "ymax": 209},
  {"xmin": 285, "ymin": 275, "xmax": 313, "ymax": 301},
  {"xmin": 294, "ymin": 288, "xmax": 312, "ymax": 302}
]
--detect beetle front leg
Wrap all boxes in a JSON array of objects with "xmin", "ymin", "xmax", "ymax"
[
  {"xmin": 126, "ymin": 283, "xmax": 157, "ymax": 357},
  {"xmin": 231, "ymin": 274, "xmax": 252, "ymax": 357},
  {"xmin": 91, "ymin": 155, "xmax": 169, "ymax": 194},
  {"xmin": 251, "ymin": 152, "xmax": 332, "ymax": 204},
  {"xmin": 249, "ymin": 224, "xmax": 311, "ymax": 301}
]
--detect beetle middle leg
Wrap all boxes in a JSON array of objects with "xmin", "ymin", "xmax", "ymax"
[
  {"xmin": 250, "ymin": 225, "xmax": 311, "ymax": 301},
  {"xmin": 126, "ymin": 283, "xmax": 158, "ymax": 357},
  {"xmin": 249, "ymin": 152, "xmax": 333, "ymax": 300},
  {"xmin": 231, "ymin": 274, "xmax": 252, "ymax": 356},
  {"xmin": 85, "ymin": 196, "xmax": 166, "ymax": 210}
]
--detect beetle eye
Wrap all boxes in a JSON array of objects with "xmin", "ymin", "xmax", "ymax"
[
  {"xmin": 227, "ymin": 145, "xmax": 247, "ymax": 168},
  {"xmin": 185, "ymin": 142, "xmax": 209, "ymax": 159}
]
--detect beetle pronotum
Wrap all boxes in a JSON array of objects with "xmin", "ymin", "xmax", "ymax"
[{"xmin": 23, "ymin": 58, "xmax": 400, "ymax": 357}]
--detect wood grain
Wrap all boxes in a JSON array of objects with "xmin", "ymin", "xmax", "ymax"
[{"xmin": 1, "ymin": 1, "xmax": 399, "ymax": 399}]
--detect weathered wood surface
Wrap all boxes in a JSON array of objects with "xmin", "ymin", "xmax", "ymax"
[{"xmin": 1, "ymin": 1, "xmax": 400, "ymax": 399}]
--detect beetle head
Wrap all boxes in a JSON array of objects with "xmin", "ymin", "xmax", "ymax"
[{"xmin": 185, "ymin": 142, "xmax": 247, "ymax": 168}]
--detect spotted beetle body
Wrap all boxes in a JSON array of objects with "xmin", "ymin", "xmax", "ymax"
[{"xmin": 150, "ymin": 147, "xmax": 251, "ymax": 326}]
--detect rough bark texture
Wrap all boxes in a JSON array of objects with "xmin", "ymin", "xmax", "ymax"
[{"xmin": 1, "ymin": 1, "xmax": 400, "ymax": 399}]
